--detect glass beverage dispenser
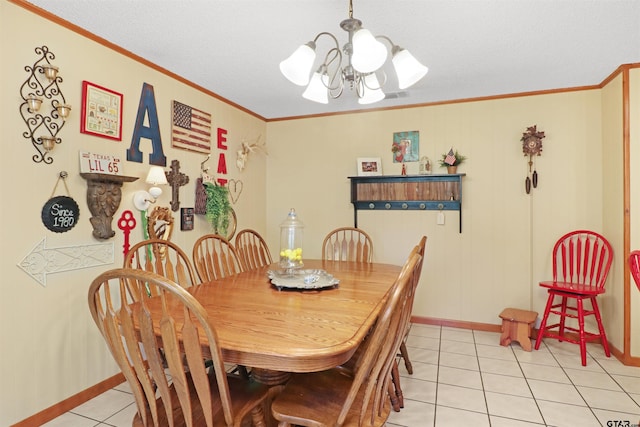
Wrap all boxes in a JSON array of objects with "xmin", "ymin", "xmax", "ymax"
[{"xmin": 279, "ymin": 208, "xmax": 304, "ymax": 272}]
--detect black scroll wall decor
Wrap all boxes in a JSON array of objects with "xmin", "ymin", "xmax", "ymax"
[{"xmin": 520, "ymin": 125, "xmax": 545, "ymax": 194}]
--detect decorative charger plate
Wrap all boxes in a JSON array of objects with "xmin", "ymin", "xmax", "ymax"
[{"xmin": 268, "ymin": 269, "xmax": 339, "ymax": 291}]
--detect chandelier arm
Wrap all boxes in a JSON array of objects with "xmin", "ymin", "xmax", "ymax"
[
  {"xmin": 321, "ymin": 47, "xmax": 344, "ymax": 92},
  {"xmin": 375, "ymin": 35, "xmax": 396, "ymax": 49},
  {"xmin": 329, "ymin": 73, "xmax": 345, "ymax": 99},
  {"xmin": 312, "ymin": 31, "xmax": 340, "ymax": 49}
]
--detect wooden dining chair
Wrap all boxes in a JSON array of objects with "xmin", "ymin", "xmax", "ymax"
[
  {"xmin": 534, "ymin": 230, "xmax": 613, "ymax": 366},
  {"xmin": 192, "ymin": 234, "xmax": 244, "ymax": 283},
  {"xmin": 391, "ymin": 235, "xmax": 427, "ymax": 409},
  {"xmin": 234, "ymin": 229, "xmax": 273, "ymax": 271},
  {"xmin": 322, "ymin": 227, "xmax": 373, "ymax": 263},
  {"xmin": 124, "ymin": 238, "xmax": 198, "ymax": 295},
  {"xmin": 271, "ymin": 252, "xmax": 421, "ymax": 427},
  {"xmin": 88, "ymin": 268, "xmax": 270, "ymax": 427}
]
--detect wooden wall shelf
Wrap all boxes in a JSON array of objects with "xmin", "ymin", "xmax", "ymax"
[
  {"xmin": 80, "ymin": 173, "xmax": 138, "ymax": 239},
  {"xmin": 348, "ymin": 174, "xmax": 466, "ymax": 232}
]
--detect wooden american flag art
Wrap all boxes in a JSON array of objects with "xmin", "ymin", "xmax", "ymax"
[{"xmin": 171, "ymin": 100, "xmax": 212, "ymax": 154}]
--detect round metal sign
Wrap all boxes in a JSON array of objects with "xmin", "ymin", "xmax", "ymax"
[{"xmin": 41, "ymin": 196, "xmax": 79, "ymax": 233}]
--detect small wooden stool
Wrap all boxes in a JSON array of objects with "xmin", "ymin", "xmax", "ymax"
[{"xmin": 499, "ymin": 308, "xmax": 538, "ymax": 351}]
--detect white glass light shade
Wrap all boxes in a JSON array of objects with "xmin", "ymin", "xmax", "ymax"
[
  {"xmin": 392, "ymin": 48, "xmax": 429, "ymax": 89},
  {"xmin": 302, "ymin": 72, "xmax": 329, "ymax": 104},
  {"xmin": 148, "ymin": 186, "xmax": 163, "ymax": 199},
  {"xmin": 358, "ymin": 74, "xmax": 385, "ymax": 105},
  {"xmin": 145, "ymin": 166, "xmax": 168, "ymax": 186},
  {"xmin": 279, "ymin": 42, "xmax": 317, "ymax": 86},
  {"xmin": 351, "ymin": 29, "xmax": 387, "ymax": 73}
]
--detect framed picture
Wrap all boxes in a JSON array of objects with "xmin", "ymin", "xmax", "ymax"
[
  {"xmin": 171, "ymin": 100, "xmax": 212, "ymax": 154},
  {"xmin": 80, "ymin": 81, "xmax": 123, "ymax": 141},
  {"xmin": 392, "ymin": 131, "xmax": 420, "ymax": 163},
  {"xmin": 357, "ymin": 157, "xmax": 383, "ymax": 176},
  {"xmin": 180, "ymin": 207, "xmax": 194, "ymax": 231}
]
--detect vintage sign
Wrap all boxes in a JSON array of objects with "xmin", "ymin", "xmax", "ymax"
[
  {"xmin": 41, "ymin": 195, "xmax": 79, "ymax": 233},
  {"xmin": 79, "ymin": 150, "xmax": 122, "ymax": 175}
]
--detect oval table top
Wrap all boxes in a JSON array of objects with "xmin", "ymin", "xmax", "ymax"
[{"xmin": 184, "ymin": 259, "xmax": 402, "ymax": 373}]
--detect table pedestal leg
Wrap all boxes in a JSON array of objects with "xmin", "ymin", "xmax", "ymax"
[{"xmin": 251, "ymin": 368, "xmax": 291, "ymax": 386}]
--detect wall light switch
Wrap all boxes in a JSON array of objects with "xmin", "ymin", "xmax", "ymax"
[{"xmin": 437, "ymin": 211, "xmax": 445, "ymax": 225}]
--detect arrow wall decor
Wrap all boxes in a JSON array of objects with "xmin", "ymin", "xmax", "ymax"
[{"xmin": 17, "ymin": 238, "xmax": 114, "ymax": 286}]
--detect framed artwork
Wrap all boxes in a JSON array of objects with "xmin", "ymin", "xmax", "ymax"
[
  {"xmin": 357, "ymin": 157, "xmax": 383, "ymax": 176},
  {"xmin": 180, "ymin": 207, "xmax": 194, "ymax": 231},
  {"xmin": 171, "ymin": 100, "xmax": 212, "ymax": 154},
  {"xmin": 80, "ymin": 81, "xmax": 123, "ymax": 140},
  {"xmin": 392, "ymin": 131, "xmax": 419, "ymax": 163}
]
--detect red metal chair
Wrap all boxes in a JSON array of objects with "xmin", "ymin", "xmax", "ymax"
[
  {"xmin": 534, "ymin": 230, "xmax": 613, "ymax": 366},
  {"xmin": 629, "ymin": 250, "xmax": 640, "ymax": 292}
]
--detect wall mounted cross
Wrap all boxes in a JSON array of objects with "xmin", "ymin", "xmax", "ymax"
[{"xmin": 166, "ymin": 159, "xmax": 189, "ymax": 211}]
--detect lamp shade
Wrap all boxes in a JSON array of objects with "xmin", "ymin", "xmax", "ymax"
[
  {"xmin": 146, "ymin": 166, "xmax": 168, "ymax": 185},
  {"xmin": 280, "ymin": 42, "xmax": 317, "ymax": 86},
  {"xmin": 358, "ymin": 74, "xmax": 385, "ymax": 105},
  {"xmin": 302, "ymin": 72, "xmax": 329, "ymax": 104},
  {"xmin": 392, "ymin": 48, "xmax": 429, "ymax": 89},
  {"xmin": 351, "ymin": 28, "xmax": 387, "ymax": 73}
]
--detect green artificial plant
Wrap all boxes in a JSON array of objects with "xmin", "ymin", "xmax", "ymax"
[
  {"xmin": 204, "ymin": 182, "xmax": 231, "ymax": 235},
  {"xmin": 438, "ymin": 150, "xmax": 467, "ymax": 167}
]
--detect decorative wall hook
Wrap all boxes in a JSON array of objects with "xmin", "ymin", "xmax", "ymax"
[
  {"xmin": 520, "ymin": 125, "xmax": 545, "ymax": 194},
  {"xmin": 19, "ymin": 46, "xmax": 71, "ymax": 164}
]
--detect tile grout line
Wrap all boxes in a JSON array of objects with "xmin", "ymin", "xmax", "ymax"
[
  {"xmin": 432, "ymin": 325, "xmax": 442, "ymax": 427},
  {"xmin": 472, "ymin": 330, "xmax": 495, "ymax": 427}
]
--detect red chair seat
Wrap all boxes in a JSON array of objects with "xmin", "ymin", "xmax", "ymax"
[
  {"xmin": 534, "ymin": 230, "xmax": 613, "ymax": 366},
  {"xmin": 539, "ymin": 281, "xmax": 606, "ymax": 296}
]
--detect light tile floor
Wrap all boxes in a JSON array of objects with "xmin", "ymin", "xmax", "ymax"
[{"xmin": 42, "ymin": 324, "xmax": 640, "ymax": 427}]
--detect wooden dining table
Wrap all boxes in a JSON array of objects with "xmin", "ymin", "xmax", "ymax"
[{"xmin": 152, "ymin": 259, "xmax": 402, "ymax": 384}]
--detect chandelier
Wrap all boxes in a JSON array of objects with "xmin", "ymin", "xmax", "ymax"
[{"xmin": 279, "ymin": 0, "xmax": 428, "ymax": 105}]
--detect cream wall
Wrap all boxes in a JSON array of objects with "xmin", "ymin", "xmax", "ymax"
[
  {"xmin": 1, "ymin": 2, "xmax": 266, "ymax": 425},
  {"xmin": 3, "ymin": 1, "xmax": 639, "ymax": 425},
  {"xmin": 265, "ymin": 90, "xmax": 608, "ymax": 330}
]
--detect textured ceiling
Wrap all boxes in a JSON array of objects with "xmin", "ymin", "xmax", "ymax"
[{"xmin": 25, "ymin": 0, "xmax": 640, "ymax": 120}]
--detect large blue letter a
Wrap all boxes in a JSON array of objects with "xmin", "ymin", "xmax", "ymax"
[{"xmin": 127, "ymin": 83, "xmax": 167, "ymax": 166}]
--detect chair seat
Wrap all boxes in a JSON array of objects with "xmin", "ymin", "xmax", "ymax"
[
  {"xmin": 271, "ymin": 367, "xmax": 390, "ymax": 427},
  {"xmin": 132, "ymin": 372, "xmax": 269, "ymax": 427},
  {"xmin": 539, "ymin": 281, "xmax": 606, "ymax": 296}
]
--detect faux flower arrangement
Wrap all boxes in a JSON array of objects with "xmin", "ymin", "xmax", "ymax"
[{"xmin": 438, "ymin": 149, "xmax": 467, "ymax": 167}]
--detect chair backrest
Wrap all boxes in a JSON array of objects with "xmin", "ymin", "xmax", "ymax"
[
  {"xmin": 402, "ymin": 235, "xmax": 427, "ymax": 333},
  {"xmin": 234, "ymin": 229, "xmax": 273, "ymax": 271},
  {"xmin": 337, "ymin": 251, "xmax": 420, "ymax": 426},
  {"xmin": 551, "ymin": 230, "xmax": 613, "ymax": 288},
  {"xmin": 124, "ymin": 239, "xmax": 198, "ymax": 295},
  {"xmin": 192, "ymin": 234, "xmax": 243, "ymax": 282},
  {"xmin": 88, "ymin": 268, "xmax": 237, "ymax": 426},
  {"xmin": 321, "ymin": 227, "xmax": 373, "ymax": 262},
  {"xmin": 629, "ymin": 250, "xmax": 640, "ymax": 292}
]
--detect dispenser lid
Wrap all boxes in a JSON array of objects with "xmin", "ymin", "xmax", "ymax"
[{"xmin": 280, "ymin": 208, "xmax": 304, "ymax": 227}]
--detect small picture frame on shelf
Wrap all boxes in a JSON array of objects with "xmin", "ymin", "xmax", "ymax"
[
  {"xmin": 180, "ymin": 207, "xmax": 194, "ymax": 231},
  {"xmin": 356, "ymin": 157, "xmax": 382, "ymax": 176}
]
